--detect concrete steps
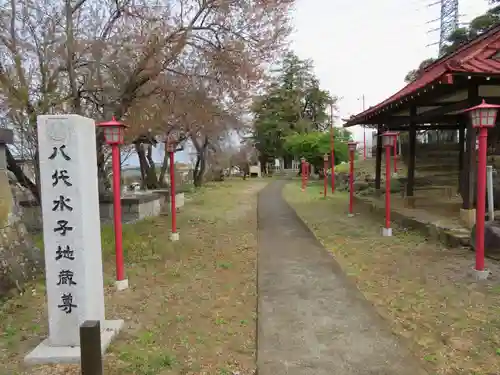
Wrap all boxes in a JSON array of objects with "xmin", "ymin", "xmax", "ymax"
[{"xmin": 400, "ymin": 143, "xmax": 461, "ymax": 189}]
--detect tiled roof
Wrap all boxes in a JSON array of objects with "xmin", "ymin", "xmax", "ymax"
[{"xmin": 344, "ymin": 24, "xmax": 500, "ymax": 126}]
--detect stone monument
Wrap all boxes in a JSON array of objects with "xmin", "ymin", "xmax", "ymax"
[{"xmin": 24, "ymin": 115, "xmax": 123, "ymax": 364}]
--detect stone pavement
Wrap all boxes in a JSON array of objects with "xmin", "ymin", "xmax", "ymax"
[{"xmin": 256, "ymin": 181, "xmax": 428, "ymax": 375}]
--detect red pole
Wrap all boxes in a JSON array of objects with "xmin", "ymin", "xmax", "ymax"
[
  {"xmin": 475, "ymin": 127, "xmax": 488, "ymax": 271},
  {"xmin": 385, "ymin": 145, "xmax": 391, "ymax": 230},
  {"xmin": 169, "ymin": 150, "xmax": 178, "ymax": 241},
  {"xmin": 363, "ymin": 127, "xmax": 366, "ymax": 160},
  {"xmin": 301, "ymin": 159, "xmax": 305, "ymax": 192},
  {"xmin": 111, "ymin": 145, "xmax": 125, "ymax": 283},
  {"xmin": 330, "ymin": 127, "xmax": 335, "ymax": 193},
  {"xmin": 305, "ymin": 162, "xmax": 309, "ymax": 186},
  {"xmin": 393, "ymin": 137, "xmax": 397, "ymax": 174},
  {"xmin": 323, "ymin": 156, "xmax": 327, "ymax": 198},
  {"xmin": 349, "ymin": 149, "xmax": 354, "ymax": 215}
]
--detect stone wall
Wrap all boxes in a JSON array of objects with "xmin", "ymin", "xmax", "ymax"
[
  {"xmin": 0, "ymin": 133, "xmax": 43, "ymax": 295},
  {"xmin": 0, "ymin": 207, "xmax": 44, "ymax": 296},
  {"xmin": 19, "ymin": 191, "xmax": 187, "ymax": 232},
  {"xmin": 99, "ymin": 193, "xmax": 163, "ymax": 223}
]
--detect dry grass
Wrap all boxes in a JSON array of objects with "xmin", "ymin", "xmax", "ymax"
[
  {"xmin": 0, "ymin": 178, "xmax": 267, "ymax": 375},
  {"xmin": 284, "ymin": 181, "xmax": 500, "ymax": 375}
]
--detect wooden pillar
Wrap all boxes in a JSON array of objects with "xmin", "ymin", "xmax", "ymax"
[
  {"xmin": 406, "ymin": 107, "xmax": 417, "ymax": 197},
  {"xmin": 462, "ymin": 121, "xmax": 476, "ymax": 209},
  {"xmin": 458, "ymin": 119, "xmax": 465, "ymax": 192},
  {"xmin": 375, "ymin": 124, "xmax": 383, "ymax": 190},
  {"xmin": 80, "ymin": 321, "xmax": 103, "ymax": 375},
  {"xmin": 462, "ymin": 84, "xmax": 479, "ymax": 209}
]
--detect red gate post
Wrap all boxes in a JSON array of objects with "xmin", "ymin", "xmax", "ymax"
[
  {"xmin": 347, "ymin": 141, "xmax": 357, "ymax": 217},
  {"xmin": 97, "ymin": 117, "xmax": 129, "ymax": 291},
  {"xmin": 167, "ymin": 131, "xmax": 180, "ymax": 241},
  {"xmin": 330, "ymin": 125, "xmax": 335, "ymax": 193},
  {"xmin": 382, "ymin": 131, "xmax": 398, "ymax": 237},
  {"xmin": 462, "ymin": 100, "xmax": 500, "ymax": 279},
  {"xmin": 301, "ymin": 157, "xmax": 306, "ymax": 192},
  {"xmin": 323, "ymin": 153, "xmax": 328, "ymax": 198}
]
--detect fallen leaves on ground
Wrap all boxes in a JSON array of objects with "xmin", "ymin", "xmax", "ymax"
[{"xmin": 0, "ymin": 179, "xmax": 267, "ymax": 375}]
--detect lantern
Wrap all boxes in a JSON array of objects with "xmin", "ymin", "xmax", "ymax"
[
  {"xmin": 382, "ymin": 131, "xmax": 397, "ymax": 147},
  {"xmin": 323, "ymin": 153, "xmax": 328, "ymax": 162},
  {"xmin": 97, "ymin": 116, "xmax": 127, "ymax": 145},
  {"xmin": 464, "ymin": 99, "xmax": 500, "ymax": 128},
  {"xmin": 347, "ymin": 141, "xmax": 358, "ymax": 152},
  {"xmin": 166, "ymin": 130, "xmax": 180, "ymax": 152}
]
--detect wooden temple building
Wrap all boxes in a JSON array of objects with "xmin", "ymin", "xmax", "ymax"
[{"xmin": 343, "ymin": 24, "xmax": 500, "ymax": 228}]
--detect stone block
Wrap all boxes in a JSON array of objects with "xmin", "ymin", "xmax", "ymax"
[
  {"xmin": 460, "ymin": 208, "xmax": 476, "ymax": 229},
  {"xmin": 176, "ymin": 193, "xmax": 185, "ymax": 209},
  {"xmin": 404, "ymin": 196, "xmax": 417, "ymax": 208},
  {"xmin": 25, "ymin": 319, "xmax": 123, "ymax": 364}
]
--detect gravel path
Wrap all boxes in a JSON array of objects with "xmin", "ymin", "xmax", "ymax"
[{"xmin": 256, "ymin": 180, "xmax": 427, "ymax": 375}]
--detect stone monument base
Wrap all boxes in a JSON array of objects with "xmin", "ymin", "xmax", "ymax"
[{"xmin": 24, "ymin": 319, "xmax": 123, "ymax": 365}]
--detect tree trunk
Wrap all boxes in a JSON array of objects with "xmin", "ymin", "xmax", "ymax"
[
  {"xmin": 96, "ymin": 134, "xmax": 110, "ymax": 195},
  {"xmin": 135, "ymin": 143, "xmax": 159, "ymax": 189},
  {"xmin": 194, "ymin": 152, "xmax": 206, "ymax": 187},
  {"xmin": 158, "ymin": 148, "xmax": 169, "ymax": 187},
  {"xmin": 145, "ymin": 144, "xmax": 159, "ymax": 189},
  {"xmin": 192, "ymin": 135, "xmax": 209, "ymax": 188},
  {"xmin": 134, "ymin": 143, "xmax": 147, "ymax": 190},
  {"xmin": 6, "ymin": 147, "xmax": 40, "ymax": 203}
]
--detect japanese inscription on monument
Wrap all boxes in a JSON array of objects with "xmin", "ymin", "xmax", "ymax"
[{"xmin": 49, "ymin": 144, "xmax": 77, "ymax": 315}]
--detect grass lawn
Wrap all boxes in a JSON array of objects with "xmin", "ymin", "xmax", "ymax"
[
  {"xmin": 1, "ymin": 178, "xmax": 267, "ymax": 375},
  {"xmin": 284, "ymin": 181, "xmax": 500, "ymax": 375}
]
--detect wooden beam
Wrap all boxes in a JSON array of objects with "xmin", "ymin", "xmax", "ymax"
[
  {"xmin": 389, "ymin": 124, "xmax": 459, "ymax": 131},
  {"xmin": 406, "ymin": 106, "xmax": 417, "ymax": 197},
  {"xmin": 370, "ymin": 114, "xmax": 461, "ymax": 126},
  {"xmin": 413, "ymin": 100, "xmax": 474, "ymax": 122},
  {"xmin": 458, "ymin": 119, "xmax": 465, "ymax": 192}
]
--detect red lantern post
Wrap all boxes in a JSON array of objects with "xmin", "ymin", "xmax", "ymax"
[
  {"xmin": 97, "ymin": 116, "xmax": 128, "ymax": 291},
  {"xmin": 347, "ymin": 141, "xmax": 357, "ymax": 217},
  {"xmin": 323, "ymin": 153, "xmax": 328, "ymax": 198},
  {"xmin": 463, "ymin": 100, "xmax": 500, "ymax": 279},
  {"xmin": 166, "ymin": 131, "xmax": 180, "ymax": 241},
  {"xmin": 301, "ymin": 157, "xmax": 306, "ymax": 192},
  {"xmin": 382, "ymin": 132, "xmax": 398, "ymax": 237},
  {"xmin": 330, "ymin": 125, "xmax": 335, "ymax": 193}
]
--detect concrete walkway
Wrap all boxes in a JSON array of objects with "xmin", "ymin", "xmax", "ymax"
[{"xmin": 256, "ymin": 181, "xmax": 427, "ymax": 375}]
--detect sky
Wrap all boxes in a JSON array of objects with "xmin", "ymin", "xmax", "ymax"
[
  {"xmin": 290, "ymin": 0, "xmax": 490, "ymax": 147},
  {"xmin": 126, "ymin": 0, "xmax": 491, "ymax": 167}
]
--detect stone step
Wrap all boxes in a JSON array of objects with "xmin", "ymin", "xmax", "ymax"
[
  {"xmin": 417, "ymin": 165, "xmax": 459, "ymax": 172},
  {"xmin": 417, "ymin": 153, "xmax": 459, "ymax": 160},
  {"xmin": 414, "ymin": 143, "xmax": 460, "ymax": 151}
]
